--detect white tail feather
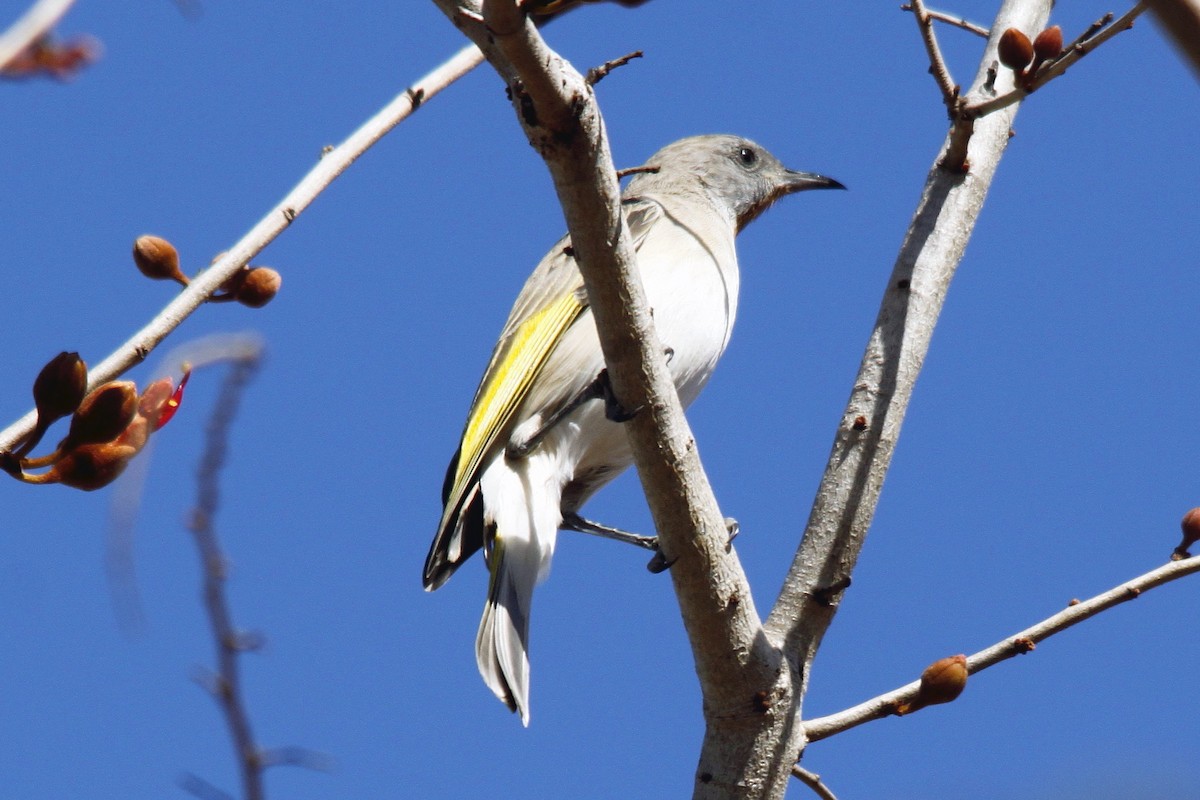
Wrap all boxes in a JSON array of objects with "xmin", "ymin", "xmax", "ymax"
[{"xmin": 475, "ymin": 450, "xmax": 564, "ymax": 725}]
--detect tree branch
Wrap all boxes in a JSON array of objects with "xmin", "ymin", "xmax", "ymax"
[
  {"xmin": 430, "ymin": 2, "xmax": 785, "ymax": 797},
  {"xmin": 907, "ymin": 0, "xmax": 960, "ymax": 112},
  {"xmin": 0, "ymin": 0, "xmax": 76, "ymax": 69},
  {"xmin": 965, "ymin": 3, "xmax": 1146, "ymax": 121},
  {"xmin": 763, "ymin": 0, "xmax": 1051, "ymax": 746},
  {"xmin": 0, "ymin": 41, "xmax": 484, "ymax": 454},
  {"xmin": 186, "ymin": 347, "xmax": 266, "ymax": 800},
  {"xmin": 802, "ymin": 555, "xmax": 1200, "ymax": 742},
  {"xmin": 900, "ymin": 5, "xmax": 990, "ymax": 38},
  {"xmin": 791, "ymin": 765, "xmax": 840, "ymax": 800}
]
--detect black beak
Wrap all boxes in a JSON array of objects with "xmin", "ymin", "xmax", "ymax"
[{"xmin": 783, "ymin": 170, "xmax": 846, "ymax": 192}]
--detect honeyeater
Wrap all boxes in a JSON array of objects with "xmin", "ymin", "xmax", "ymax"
[{"xmin": 425, "ymin": 134, "xmax": 843, "ymax": 724}]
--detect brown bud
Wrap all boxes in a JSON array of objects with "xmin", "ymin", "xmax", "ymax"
[
  {"xmin": 997, "ymin": 27, "xmax": 1034, "ymax": 72},
  {"xmin": 33, "ymin": 351, "xmax": 87, "ymax": 424},
  {"xmin": 1182, "ymin": 508, "xmax": 1200, "ymax": 543},
  {"xmin": 1033, "ymin": 25, "xmax": 1063, "ymax": 62},
  {"xmin": 50, "ymin": 440, "xmax": 139, "ymax": 491},
  {"xmin": 133, "ymin": 235, "xmax": 188, "ymax": 285},
  {"xmin": 1173, "ymin": 507, "xmax": 1200, "ymax": 559},
  {"xmin": 66, "ymin": 381, "xmax": 138, "ymax": 447},
  {"xmin": 897, "ymin": 654, "xmax": 968, "ymax": 715},
  {"xmin": 233, "ymin": 267, "xmax": 281, "ymax": 308}
]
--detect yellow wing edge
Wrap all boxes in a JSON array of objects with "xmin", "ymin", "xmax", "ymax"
[{"xmin": 451, "ymin": 290, "xmax": 585, "ymax": 499}]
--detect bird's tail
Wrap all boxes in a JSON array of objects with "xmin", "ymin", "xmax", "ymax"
[
  {"xmin": 474, "ymin": 452, "xmax": 562, "ymax": 726},
  {"xmin": 476, "ymin": 536, "xmax": 535, "ymax": 726}
]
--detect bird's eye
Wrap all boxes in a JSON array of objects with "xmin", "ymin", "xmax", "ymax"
[{"xmin": 737, "ymin": 147, "xmax": 758, "ymax": 167}]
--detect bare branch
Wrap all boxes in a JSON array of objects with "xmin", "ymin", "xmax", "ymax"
[
  {"xmin": 803, "ymin": 555, "xmax": 1200, "ymax": 742},
  {"xmin": 901, "ymin": 4, "xmax": 990, "ymax": 38},
  {"xmin": 0, "ymin": 42, "xmax": 484, "ymax": 455},
  {"xmin": 764, "ymin": 0, "xmax": 1052, "ymax": 738},
  {"xmin": 1067, "ymin": 11, "xmax": 1116, "ymax": 51},
  {"xmin": 0, "ymin": 0, "xmax": 76, "ymax": 69},
  {"xmin": 907, "ymin": 0, "xmax": 960, "ymax": 111},
  {"xmin": 431, "ymin": 1, "xmax": 784, "ymax": 796},
  {"xmin": 965, "ymin": 3, "xmax": 1147, "ymax": 120},
  {"xmin": 585, "ymin": 49, "xmax": 643, "ymax": 85},
  {"xmin": 791, "ymin": 765, "xmax": 840, "ymax": 800},
  {"xmin": 614, "ymin": 164, "xmax": 659, "ymax": 180}
]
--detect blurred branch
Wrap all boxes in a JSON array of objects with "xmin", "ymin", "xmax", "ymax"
[
  {"xmin": 430, "ymin": 1, "xmax": 778, "ymax": 797},
  {"xmin": 802, "ymin": 555, "xmax": 1200, "ymax": 742},
  {"xmin": 1142, "ymin": 0, "xmax": 1200, "ymax": 77},
  {"xmin": 763, "ymin": 0, "xmax": 1052, "ymax": 741},
  {"xmin": 186, "ymin": 346, "xmax": 266, "ymax": 800},
  {"xmin": 0, "ymin": 41, "xmax": 483, "ymax": 454},
  {"xmin": 106, "ymin": 334, "xmax": 267, "ymax": 635},
  {"xmin": 0, "ymin": 0, "xmax": 76, "ymax": 69}
]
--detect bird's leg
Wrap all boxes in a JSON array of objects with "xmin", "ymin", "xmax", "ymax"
[
  {"xmin": 562, "ymin": 512, "xmax": 740, "ymax": 575},
  {"xmin": 561, "ymin": 512, "xmax": 657, "ymax": 551}
]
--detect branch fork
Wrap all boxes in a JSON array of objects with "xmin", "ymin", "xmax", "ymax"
[{"xmin": 905, "ymin": 1, "xmax": 1147, "ymax": 171}]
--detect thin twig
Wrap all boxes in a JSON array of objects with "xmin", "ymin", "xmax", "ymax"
[
  {"xmin": 1067, "ymin": 11, "xmax": 1115, "ymax": 52},
  {"xmin": 966, "ymin": 2, "xmax": 1146, "ymax": 119},
  {"xmin": 585, "ymin": 49, "xmax": 642, "ymax": 85},
  {"xmin": 187, "ymin": 349, "xmax": 265, "ymax": 799},
  {"xmin": 791, "ymin": 765, "xmax": 839, "ymax": 800},
  {"xmin": 802, "ymin": 555, "xmax": 1200, "ymax": 743},
  {"xmin": 908, "ymin": 0, "xmax": 959, "ymax": 111},
  {"xmin": 940, "ymin": 2, "xmax": 1142, "ymax": 171},
  {"xmin": 614, "ymin": 164, "xmax": 659, "ymax": 180},
  {"xmin": 0, "ymin": 0, "xmax": 76, "ymax": 69},
  {"xmin": 0, "ymin": 41, "xmax": 484, "ymax": 455},
  {"xmin": 914, "ymin": 5, "xmax": 990, "ymax": 37}
]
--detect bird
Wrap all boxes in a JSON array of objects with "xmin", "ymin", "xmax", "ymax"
[{"xmin": 424, "ymin": 134, "xmax": 843, "ymax": 725}]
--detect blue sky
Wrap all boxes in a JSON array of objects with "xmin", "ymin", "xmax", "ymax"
[{"xmin": 1, "ymin": 1, "xmax": 1197, "ymax": 798}]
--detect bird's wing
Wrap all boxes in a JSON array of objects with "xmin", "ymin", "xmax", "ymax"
[{"xmin": 424, "ymin": 197, "xmax": 666, "ymax": 589}]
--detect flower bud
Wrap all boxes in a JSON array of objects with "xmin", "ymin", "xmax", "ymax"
[
  {"xmin": 66, "ymin": 381, "xmax": 138, "ymax": 447},
  {"xmin": 33, "ymin": 351, "xmax": 87, "ymax": 424},
  {"xmin": 1033, "ymin": 25, "xmax": 1063, "ymax": 62},
  {"xmin": 234, "ymin": 267, "xmax": 281, "ymax": 308},
  {"xmin": 998, "ymin": 28, "xmax": 1034, "ymax": 72},
  {"xmin": 138, "ymin": 377, "xmax": 175, "ymax": 421},
  {"xmin": 50, "ymin": 440, "xmax": 139, "ymax": 491},
  {"xmin": 896, "ymin": 654, "xmax": 968, "ymax": 715},
  {"xmin": 918, "ymin": 654, "xmax": 968, "ymax": 703},
  {"xmin": 133, "ymin": 235, "xmax": 188, "ymax": 285},
  {"xmin": 1173, "ymin": 507, "xmax": 1200, "ymax": 560}
]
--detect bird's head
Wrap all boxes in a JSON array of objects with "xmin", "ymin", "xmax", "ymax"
[{"xmin": 628, "ymin": 134, "xmax": 844, "ymax": 230}]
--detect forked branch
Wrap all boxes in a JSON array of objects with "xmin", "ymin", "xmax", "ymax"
[{"xmin": 765, "ymin": 0, "xmax": 1053, "ymax": 752}]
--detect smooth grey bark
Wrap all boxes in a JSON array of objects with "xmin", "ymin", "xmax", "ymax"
[{"xmin": 431, "ymin": 2, "xmax": 1051, "ymax": 798}]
